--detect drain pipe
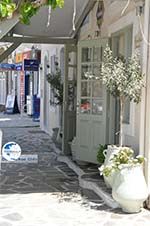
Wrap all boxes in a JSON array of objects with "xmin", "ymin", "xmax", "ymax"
[{"xmin": 139, "ymin": 0, "xmax": 150, "ymax": 208}]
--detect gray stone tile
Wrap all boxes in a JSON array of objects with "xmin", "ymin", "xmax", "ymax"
[{"xmin": 3, "ymin": 213, "xmax": 23, "ymax": 221}]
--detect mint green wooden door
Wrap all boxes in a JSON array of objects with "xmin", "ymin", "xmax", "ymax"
[
  {"xmin": 62, "ymin": 44, "xmax": 77, "ymax": 155},
  {"xmin": 76, "ymin": 39, "xmax": 109, "ymax": 163}
]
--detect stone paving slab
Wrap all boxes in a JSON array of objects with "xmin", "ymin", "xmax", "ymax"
[{"xmin": 0, "ymin": 114, "xmax": 150, "ymax": 225}]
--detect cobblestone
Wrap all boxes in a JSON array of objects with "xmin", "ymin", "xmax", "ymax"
[{"xmin": 0, "ymin": 113, "xmax": 150, "ymax": 226}]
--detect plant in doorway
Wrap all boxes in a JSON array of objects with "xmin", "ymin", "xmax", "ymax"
[
  {"xmin": 47, "ymin": 68, "xmax": 63, "ymax": 144},
  {"xmin": 46, "ymin": 68, "xmax": 63, "ymax": 106},
  {"xmin": 101, "ymin": 46, "xmax": 144, "ymax": 147},
  {"xmin": 98, "ymin": 46, "xmax": 148, "ymax": 213}
]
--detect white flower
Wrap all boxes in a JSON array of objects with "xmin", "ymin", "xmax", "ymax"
[{"xmin": 98, "ymin": 165, "xmax": 104, "ymax": 172}]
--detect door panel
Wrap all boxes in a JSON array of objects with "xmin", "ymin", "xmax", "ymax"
[
  {"xmin": 76, "ymin": 39, "xmax": 109, "ymax": 163},
  {"xmin": 80, "ymin": 119, "xmax": 90, "ymax": 147}
]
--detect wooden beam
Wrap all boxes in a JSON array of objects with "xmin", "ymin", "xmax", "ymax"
[
  {"xmin": 1, "ymin": 36, "xmax": 77, "ymax": 45},
  {"xmin": 70, "ymin": 0, "xmax": 97, "ymax": 37},
  {"xmin": 0, "ymin": 15, "xmax": 19, "ymax": 40},
  {"xmin": 0, "ymin": 42, "xmax": 21, "ymax": 63}
]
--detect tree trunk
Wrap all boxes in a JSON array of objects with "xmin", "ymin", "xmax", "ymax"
[{"xmin": 119, "ymin": 97, "xmax": 125, "ymax": 147}]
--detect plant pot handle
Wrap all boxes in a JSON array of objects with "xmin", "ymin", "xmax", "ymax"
[{"xmin": 103, "ymin": 149, "xmax": 107, "ymax": 158}]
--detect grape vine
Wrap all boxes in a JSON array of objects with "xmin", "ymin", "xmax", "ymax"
[{"xmin": 0, "ymin": 0, "xmax": 64, "ymax": 24}]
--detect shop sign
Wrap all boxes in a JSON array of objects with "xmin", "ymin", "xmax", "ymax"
[
  {"xmin": 23, "ymin": 51, "xmax": 31, "ymax": 60},
  {"xmin": 24, "ymin": 59, "xmax": 39, "ymax": 71},
  {"xmin": 0, "ymin": 63, "xmax": 16, "ymax": 70},
  {"xmin": 16, "ymin": 53, "xmax": 23, "ymax": 63},
  {"xmin": 5, "ymin": 94, "xmax": 15, "ymax": 113},
  {"xmin": 15, "ymin": 63, "xmax": 22, "ymax": 71}
]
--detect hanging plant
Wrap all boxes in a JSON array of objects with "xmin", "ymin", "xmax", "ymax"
[
  {"xmin": 0, "ymin": 0, "xmax": 64, "ymax": 24},
  {"xmin": 19, "ymin": 0, "xmax": 64, "ymax": 25},
  {"xmin": 0, "ymin": 0, "xmax": 16, "ymax": 19}
]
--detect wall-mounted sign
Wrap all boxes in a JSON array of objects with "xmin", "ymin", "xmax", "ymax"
[
  {"xmin": 96, "ymin": 1, "xmax": 104, "ymax": 29},
  {"xmin": 24, "ymin": 59, "xmax": 39, "ymax": 71},
  {"xmin": 23, "ymin": 51, "xmax": 31, "ymax": 60},
  {"xmin": 16, "ymin": 53, "xmax": 23, "ymax": 63},
  {"xmin": 15, "ymin": 63, "xmax": 22, "ymax": 71},
  {"xmin": 0, "ymin": 63, "xmax": 16, "ymax": 71}
]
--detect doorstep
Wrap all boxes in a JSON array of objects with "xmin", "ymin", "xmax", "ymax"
[{"xmin": 57, "ymin": 155, "xmax": 119, "ymax": 209}]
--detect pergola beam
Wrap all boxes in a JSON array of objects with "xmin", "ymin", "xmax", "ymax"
[
  {"xmin": 0, "ymin": 42, "xmax": 21, "ymax": 63},
  {"xmin": 71, "ymin": 0, "xmax": 97, "ymax": 37},
  {"xmin": 0, "ymin": 15, "xmax": 19, "ymax": 40},
  {"xmin": 1, "ymin": 36, "xmax": 77, "ymax": 45}
]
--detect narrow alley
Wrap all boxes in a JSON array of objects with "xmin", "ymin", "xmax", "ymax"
[
  {"xmin": 0, "ymin": 113, "xmax": 108, "ymax": 226},
  {"xmin": 0, "ymin": 113, "xmax": 150, "ymax": 226}
]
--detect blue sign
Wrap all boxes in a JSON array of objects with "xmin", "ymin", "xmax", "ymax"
[
  {"xmin": 15, "ymin": 63, "xmax": 22, "ymax": 71},
  {"xmin": 24, "ymin": 59, "xmax": 39, "ymax": 71},
  {"xmin": 0, "ymin": 63, "xmax": 16, "ymax": 70}
]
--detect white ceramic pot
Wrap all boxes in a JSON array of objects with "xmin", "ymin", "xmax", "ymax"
[
  {"xmin": 103, "ymin": 145, "xmax": 120, "ymax": 188},
  {"xmin": 112, "ymin": 165, "xmax": 149, "ymax": 213}
]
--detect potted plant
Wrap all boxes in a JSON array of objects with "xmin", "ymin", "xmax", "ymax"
[
  {"xmin": 47, "ymin": 68, "xmax": 63, "ymax": 142},
  {"xmin": 99, "ymin": 147, "xmax": 149, "ymax": 213},
  {"xmin": 101, "ymin": 46, "xmax": 144, "ymax": 147},
  {"xmin": 98, "ymin": 46, "xmax": 145, "ymax": 188},
  {"xmin": 97, "ymin": 144, "xmax": 107, "ymax": 165}
]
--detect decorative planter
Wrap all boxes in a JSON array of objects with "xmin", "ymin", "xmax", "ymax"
[
  {"xmin": 112, "ymin": 165, "xmax": 149, "ymax": 213},
  {"xmin": 102, "ymin": 145, "xmax": 120, "ymax": 188}
]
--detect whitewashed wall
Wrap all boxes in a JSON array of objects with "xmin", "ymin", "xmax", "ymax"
[
  {"xmin": 40, "ymin": 44, "xmax": 63, "ymax": 136},
  {"xmin": 0, "ymin": 72, "xmax": 7, "ymax": 105},
  {"xmin": 78, "ymin": 1, "xmax": 143, "ymax": 153}
]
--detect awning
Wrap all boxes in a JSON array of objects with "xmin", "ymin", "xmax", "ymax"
[
  {"xmin": 12, "ymin": 0, "xmax": 95, "ymax": 39},
  {"xmin": 0, "ymin": 63, "xmax": 16, "ymax": 71}
]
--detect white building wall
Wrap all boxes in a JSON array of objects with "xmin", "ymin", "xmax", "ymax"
[
  {"xmin": 0, "ymin": 72, "xmax": 7, "ymax": 105},
  {"xmin": 40, "ymin": 44, "xmax": 63, "ymax": 136}
]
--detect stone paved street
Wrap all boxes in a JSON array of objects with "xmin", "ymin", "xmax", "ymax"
[{"xmin": 0, "ymin": 113, "xmax": 150, "ymax": 226}]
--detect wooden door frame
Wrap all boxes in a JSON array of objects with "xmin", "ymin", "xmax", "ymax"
[{"xmin": 62, "ymin": 44, "xmax": 77, "ymax": 155}]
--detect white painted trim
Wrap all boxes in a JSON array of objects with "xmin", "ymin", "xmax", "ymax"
[{"xmin": 108, "ymin": 10, "xmax": 136, "ymax": 37}]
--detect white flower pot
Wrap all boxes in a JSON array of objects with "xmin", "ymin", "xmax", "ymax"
[
  {"xmin": 112, "ymin": 165, "xmax": 149, "ymax": 213},
  {"xmin": 103, "ymin": 145, "xmax": 120, "ymax": 188}
]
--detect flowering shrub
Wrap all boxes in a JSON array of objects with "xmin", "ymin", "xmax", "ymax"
[
  {"xmin": 0, "ymin": 0, "xmax": 64, "ymax": 25},
  {"xmin": 99, "ymin": 147, "xmax": 145, "ymax": 177}
]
